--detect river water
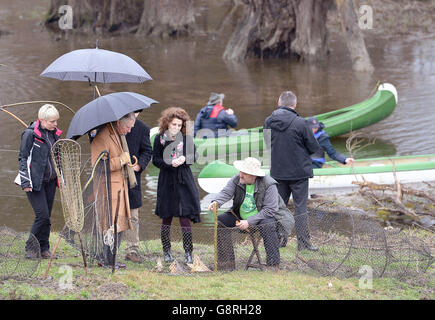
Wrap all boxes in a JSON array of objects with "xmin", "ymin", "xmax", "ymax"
[{"xmin": 0, "ymin": 0, "xmax": 434, "ymax": 232}]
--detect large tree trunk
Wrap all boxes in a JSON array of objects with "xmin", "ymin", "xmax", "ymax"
[
  {"xmin": 290, "ymin": 0, "xmax": 331, "ymax": 61},
  {"xmin": 136, "ymin": 0, "xmax": 196, "ymax": 38},
  {"xmin": 223, "ymin": 0, "xmax": 296, "ymax": 61},
  {"xmin": 335, "ymin": 0, "xmax": 374, "ymax": 72},
  {"xmin": 223, "ymin": 0, "xmax": 331, "ymax": 61},
  {"xmin": 45, "ymin": 0, "xmax": 144, "ymax": 34}
]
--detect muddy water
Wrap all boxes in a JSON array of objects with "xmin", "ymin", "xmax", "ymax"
[{"xmin": 0, "ymin": 0, "xmax": 434, "ymax": 232}]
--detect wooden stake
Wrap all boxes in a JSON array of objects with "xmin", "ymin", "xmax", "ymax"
[
  {"xmin": 77, "ymin": 232, "xmax": 88, "ymax": 275},
  {"xmin": 213, "ymin": 202, "xmax": 218, "ymax": 272},
  {"xmin": 43, "ymin": 236, "xmax": 61, "ymax": 280}
]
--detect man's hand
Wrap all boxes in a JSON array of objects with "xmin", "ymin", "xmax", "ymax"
[
  {"xmin": 236, "ymin": 220, "xmax": 249, "ymax": 231},
  {"xmin": 226, "ymin": 108, "xmax": 234, "ymax": 115},
  {"xmin": 120, "ymin": 152, "xmax": 131, "ymax": 166},
  {"xmin": 208, "ymin": 201, "xmax": 219, "ymax": 212},
  {"xmin": 132, "ymin": 164, "xmax": 141, "ymax": 172},
  {"xmin": 23, "ymin": 187, "xmax": 32, "ymax": 192},
  {"xmin": 345, "ymin": 157, "xmax": 355, "ymax": 165}
]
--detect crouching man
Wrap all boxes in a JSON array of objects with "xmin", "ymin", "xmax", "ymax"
[{"xmin": 208, "ymin": 157, "xmax": 294, "ymax": 271}]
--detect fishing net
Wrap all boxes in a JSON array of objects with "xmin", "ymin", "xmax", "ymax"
[
  {"xmin": 101, "ymin": 203, "xmax": 432, "ymax": 281},
  {"xmin": 61, "ymin": 150, "xmax": 130, "ymax": 267},
  {"xmin": 51, "ymin": 139, "xmax": 84, "ymax": 232},
  {"xmin": 0, "ymin": 226, "xmax": 41, "ymax": 280}
]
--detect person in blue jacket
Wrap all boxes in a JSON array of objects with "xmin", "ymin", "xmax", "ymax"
[
  {"xmin": 194, "ymin": 92, "xmax": 238, "ymax": 138},
  {"xmin": 307, "ymin": 117, "xmax": 354, "ymax": 168}
]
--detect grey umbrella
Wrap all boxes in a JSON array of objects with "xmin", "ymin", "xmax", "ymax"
[
  {"xmin": 40, "ymin": 45, "xmax": 152, "ymax": 98},
  {"xmin": 66, "ymin": 92, "xmax": 158, "ymax": 140}
]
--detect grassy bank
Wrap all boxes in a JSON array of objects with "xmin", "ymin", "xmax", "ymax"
[{"xmin": 0, "ymin": 233, "xmax": 433, "ymax": 300}]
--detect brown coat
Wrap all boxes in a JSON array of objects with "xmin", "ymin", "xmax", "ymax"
[{"xmin": 91, "ymin": 123, "xmax": 132, "ymax": 233}]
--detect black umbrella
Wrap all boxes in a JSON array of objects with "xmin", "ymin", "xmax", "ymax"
[{"xmin": 66, "ymin": 92, "xmax": 158, "ymax": 140}]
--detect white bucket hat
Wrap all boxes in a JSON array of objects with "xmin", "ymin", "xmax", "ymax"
[{"xmin": 233, "ymin": 157, "xmax": 266, "ymax": 177}]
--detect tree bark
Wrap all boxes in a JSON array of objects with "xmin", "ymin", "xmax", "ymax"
[
  {"xmin": 136, "ymin": 0, "xmax": 196, "ymax": 38},
  {"xmin": 45, "ymin": 0, "xmax": 144, "ymax": 34},
  {"xmin": 223, "ymin": 0, "xmax": 331, "ymax": 61},
  {"xmin": 290, "ymin": 0, "xmax": 331, "ymax": 61},
  {"xmin": 335, "ymin": 0, "xmax": 374, "ymax": 72}
]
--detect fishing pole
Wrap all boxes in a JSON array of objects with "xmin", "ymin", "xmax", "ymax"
[
  {"xmin": 0, "ymin": 100, "xmax": 76, "ymax": 114},
  {"xmin": 0, "ymin": 107, "xmax": 27, "ymax": 128}
]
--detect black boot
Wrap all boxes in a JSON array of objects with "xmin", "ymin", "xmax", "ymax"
[
  {"xmin": 161, "ymin": 225, "xmax": 173, "ymax": 262},
  {"xmin": 182, "ymin": 230, "xmax": 193, "ymax": 264}
]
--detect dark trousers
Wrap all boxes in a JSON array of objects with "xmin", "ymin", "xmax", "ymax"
[
  {"xmin": 161, "ymin": 217, "xmax": 193, "ymax": 254},
  {"xmin": 217, "ymin": 211, "xmax": 280, "ymax": 269},
  {"xmin": 275, "ymin": 178, "xmax": 311, "ymax": 246},
  {"xmin": 25, "ymin": 179, "xmax": 57, "ymax": 253}
]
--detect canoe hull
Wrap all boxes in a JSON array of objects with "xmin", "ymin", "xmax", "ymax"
[
  {"xmin": 151, "ymin": 83, "xmax": 398, "ymax": 155},
  {"xmin": 198, "ymin": 154, "xmax": 435, "ymax": 194}
]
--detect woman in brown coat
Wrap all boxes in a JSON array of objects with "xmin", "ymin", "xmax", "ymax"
[{"xmin": 90, "ymin": 112, "xmax": 136, "ymax": 267}]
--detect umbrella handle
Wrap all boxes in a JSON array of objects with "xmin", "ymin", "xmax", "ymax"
[{"xmin": 127, "ymin": 155, "xmax": 138, "ymax": 168}]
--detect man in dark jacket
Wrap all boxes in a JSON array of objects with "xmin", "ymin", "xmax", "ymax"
[
  {"xmin": 194, "ymin": 92, "xmax": 238, "ymax": 138},
  {"xmin": 18, "ymin": 104, "xmax": 62, "ymax": 259},
  {"xmin": 124, "ymin": 111, "xmax": 152, "ymax": 263},
  {"xmin": 264, "ymin": 91, "xmax": 320, "ymax": 251},
  {"xmin": 208, "ymin": 157, "xmax": 294, "ymax": 271},
  {"xmin": 307, "ymin": 117, "xmax": 354, "ymax": 168}
]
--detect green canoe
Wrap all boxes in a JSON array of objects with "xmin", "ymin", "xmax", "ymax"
[
  {"xmin": 150, "ymin": 83, "xmax": 397, "ymax": 156},
  {"xmin": 198, "ymin": 154, "xmax": 435, "ymax": 194}
]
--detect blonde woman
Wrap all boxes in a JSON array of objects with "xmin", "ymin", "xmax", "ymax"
[{"xmin": 18, "ymin": 104, "xmax": 62, "ymax": 259}]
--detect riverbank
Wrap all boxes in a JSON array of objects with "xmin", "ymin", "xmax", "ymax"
[
  {"xmin": 0, "ymin": 232, "xmax": 433, "ymax": 300},
  {"xmin": 1, "ymin": 185, "xmax": 433, "ymax": 300}
]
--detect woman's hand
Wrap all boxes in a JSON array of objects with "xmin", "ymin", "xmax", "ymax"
[{"xmin": 172, "ymin": 156, "xmax": 186, "ymax": 167}]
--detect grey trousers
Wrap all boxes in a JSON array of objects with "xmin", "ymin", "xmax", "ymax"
[{"xmin": 124, "ymin": 208, "xmax": 140, "ymax": 254}]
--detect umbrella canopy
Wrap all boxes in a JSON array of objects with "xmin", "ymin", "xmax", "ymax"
[
  {"xmin": 66, "ymin": 92, "xmax": 158, "ymax": 140},
  {"xmin": 40, "ymin": 48, "xmax": 152, "ymax": 83}
]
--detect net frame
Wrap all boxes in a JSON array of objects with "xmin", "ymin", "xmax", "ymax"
[{"xmin": 51, "ymin": 139, "xmax": 84, "ymax": 233}]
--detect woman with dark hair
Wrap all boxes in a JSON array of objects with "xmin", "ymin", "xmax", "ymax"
[{"xmin": 152, "ymin": 107, "xmax": 201, "ymax": 264}]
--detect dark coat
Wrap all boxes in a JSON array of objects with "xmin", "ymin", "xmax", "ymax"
[
  {"xmin": 194, "ymin": 104, "xmax": 238, "ymax": 137},
  {"xmin": 126, "ymin": 119, "xmax": 152, "ymax": 209},
  {"xmin": 18, "ymin": 120, "xmax": 62, "ymax": 191},
  {"xmin": 311, "ymin": 130, "xmax": 347, "ymax": 168},
  {"xmin": 152, "ymin": 133, "xmax": 201, "ymax": 223},
  {"xmin": 264, "ymin": 107, "xmax": 320, "ymax": 180}
]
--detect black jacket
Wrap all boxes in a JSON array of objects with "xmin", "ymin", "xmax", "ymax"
[
  {"xmin": 152, "ymin": 133, "xmax": 201, "ymax": 223},
  {"xmin": 18, "ymin": 120, "xmax": 62, "ymax": 191},
  {"xmin": 125, "ymin": 119, "xmax": 152, "ymax": 209},
  {"xmin": 264, "ymin": 107, "xmax": 320, "ymax": 180}
]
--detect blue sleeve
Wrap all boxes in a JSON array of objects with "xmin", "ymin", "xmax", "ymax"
[
  {"xmin": 218, "ymin": 111, "xmax": 238, "ymax": 128},
  {"xmin": 319, "ymin": 135, "xmax": 346, "ymax": 163}
]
